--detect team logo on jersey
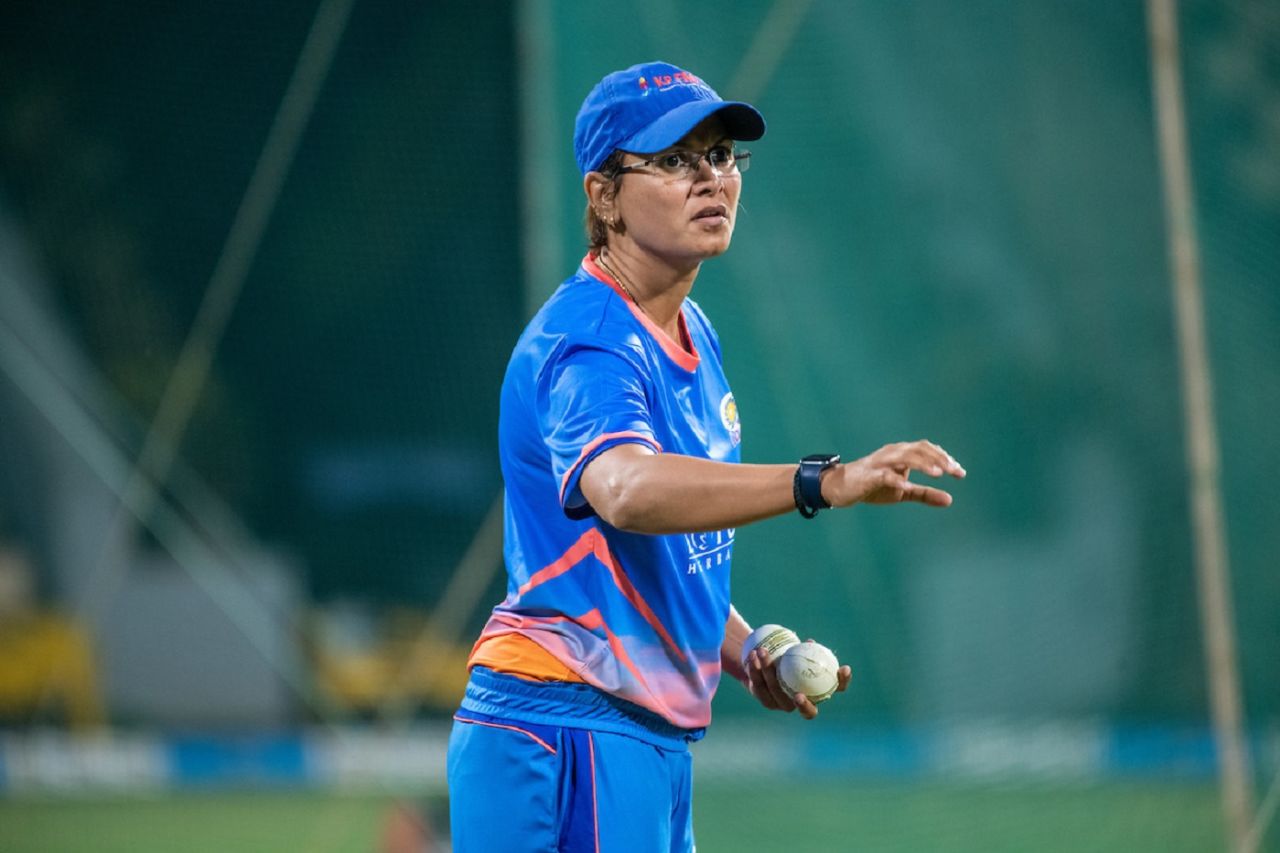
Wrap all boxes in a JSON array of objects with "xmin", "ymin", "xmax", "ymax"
[{"xmin": 719, "ymin": 392, "xmax": 741, "ymax": 446}]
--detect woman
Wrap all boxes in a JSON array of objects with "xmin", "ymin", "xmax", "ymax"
[{"xmin": 447, "ymin": 61, "xmax": 965, "ymax": 852}]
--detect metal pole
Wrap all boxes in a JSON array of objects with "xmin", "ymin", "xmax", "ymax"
[{"xmin": 1144, "ymin": 1, "xmax": 1254, "ymax": 848}]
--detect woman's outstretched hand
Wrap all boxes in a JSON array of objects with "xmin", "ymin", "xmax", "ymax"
[{"xmin": 822, "ymin": 440, "xmax": 965, "ymax": 508}]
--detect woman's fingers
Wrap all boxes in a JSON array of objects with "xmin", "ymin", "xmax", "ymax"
[
  {"xmin": 759, "ymin": 653, "xmax": 796, "ymax": 711},
  {"xmin": 751, "ymin": 649, "xmax": 796, "ymax": 711},
  {"xmin": 746, "ymin": 650, "xmax": 779, "ymax": 709},
  {"xmin": 749, "ymin": 649, "xmax": 796, "ymax": 711},
  {"xmin": 903, "ymin": 483, "xmax": 953, "ymax": 506},
  {"xmin": 882, "ymin": 440, "xmax": 964, "ymax": 478}
]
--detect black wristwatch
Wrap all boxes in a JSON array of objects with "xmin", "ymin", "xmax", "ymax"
[{"xmin": 794, "ymin": 454, "xmax": 840, "ymax": 518}]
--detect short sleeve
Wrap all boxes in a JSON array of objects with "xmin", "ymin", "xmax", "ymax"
[{"xmin": 542, "ymin": 340, "xmax": 662, "ymax": 519}]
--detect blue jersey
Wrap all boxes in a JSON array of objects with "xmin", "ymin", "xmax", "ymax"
[{"xmin": 473, "ymin": 254, "xmax": 741, "ymax": 729}]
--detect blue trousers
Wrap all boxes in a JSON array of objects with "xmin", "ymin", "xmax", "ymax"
[{"xmin": 447, "ymin": 669, "xmax": 699, "ymax": 852}]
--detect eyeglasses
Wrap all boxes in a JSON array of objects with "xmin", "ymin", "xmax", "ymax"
[{"xmin": 615, "ymin": 145, "xmax": 751, "ymax": 182}]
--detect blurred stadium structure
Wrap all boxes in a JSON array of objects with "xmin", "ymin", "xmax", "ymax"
[{"xmin": 1, "ymin": 1, "xmax": 1278, "ymax": 851}]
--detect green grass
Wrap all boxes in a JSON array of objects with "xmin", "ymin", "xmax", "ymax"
[
  {"xmin": 695, "ymin": 779, "xmax": 1229, "ymax": 852},
  {"xmin": 0, "ymin": 779, "xmax": 1251, "ymax": 852},
  {"xmin": 0, "ymin": 789, "xmax": 402, "ymax": 853}
]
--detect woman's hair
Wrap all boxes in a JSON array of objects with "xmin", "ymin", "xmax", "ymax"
[{"xmin": 585, "ymin": 150, "xmax": 627, "ymax": 252}]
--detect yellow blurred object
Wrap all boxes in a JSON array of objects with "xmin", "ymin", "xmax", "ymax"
[
  {"xmin": 0, "ymin": 544, "xmax": 104, "ymax": 729},
  {"xmin": 309, "ymin": 607, "xmax": 470, "ymax": 714},
  {"xmin": 0, "ymin": 612, "xmax": 105, "ymax": 728}
]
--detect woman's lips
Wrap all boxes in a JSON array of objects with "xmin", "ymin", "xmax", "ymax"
[{"xmin": 694, "ymin": 205, "xmax": 729, "ymax": 225}]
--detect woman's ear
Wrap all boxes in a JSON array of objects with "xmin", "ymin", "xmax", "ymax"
[{"xmin": 584, "ymin": 171, "xmax": 614, "ymax": 221}]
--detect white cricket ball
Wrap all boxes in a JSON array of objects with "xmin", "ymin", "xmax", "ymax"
[
  {"xmin": 776, "ymin": 641, "xmax": 841, "ymax": 704},
  {"xmin": 739, "ymin": 623, "xmax": 800, "ymax": 671}
]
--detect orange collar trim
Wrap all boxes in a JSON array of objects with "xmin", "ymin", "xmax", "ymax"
[{"xmin": 582, "ymin": 253, "xmax": 700, "ymax": 373}]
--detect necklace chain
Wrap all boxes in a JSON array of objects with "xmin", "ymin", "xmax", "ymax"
[{"xmin": 598, "ymin": 251, "xmax": 648, "ymax": 317}]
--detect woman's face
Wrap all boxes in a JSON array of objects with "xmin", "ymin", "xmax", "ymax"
[{"xmin": 612, "ymin": 115, "xmax": 742, "ymax": 264}]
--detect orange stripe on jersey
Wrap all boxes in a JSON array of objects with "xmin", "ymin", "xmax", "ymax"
[
  {"xmin": 516, "ymin": 528, "xmax": 598, "ymax": 597},
  {"xmin": 469, "ymin": 632, "xmax": 586, "ymax": 683},
  {"xmin": 507, "ymin": 528, "xmax": 688, "ymax": 668},
  {"xmin": 593, "ymin": 537, "xmax": 688, "ymax": 664}
]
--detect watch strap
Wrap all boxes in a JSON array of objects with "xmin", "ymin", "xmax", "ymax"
[{"xmin": 794, "ymin": 454, "xmax": 840, "ymax": 518}]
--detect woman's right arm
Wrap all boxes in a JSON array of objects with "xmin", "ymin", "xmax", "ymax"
[{"xmin": 578, "ymin": 440, "xmax": 965, "ymax": 535}]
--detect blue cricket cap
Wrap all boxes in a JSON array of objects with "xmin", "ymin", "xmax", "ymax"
[{"xmin": 573, "ymin": 61, "xmax": 766, "ymax": 175}]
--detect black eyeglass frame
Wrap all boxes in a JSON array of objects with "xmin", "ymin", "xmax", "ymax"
[{"xmin": 613, "ymin": 145, "xmax": 751, "ymax": 180}]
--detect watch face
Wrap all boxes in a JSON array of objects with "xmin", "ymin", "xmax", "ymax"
[{"xmin": 803, "ymin": 454, "xmax": 839, "ymax": 466}]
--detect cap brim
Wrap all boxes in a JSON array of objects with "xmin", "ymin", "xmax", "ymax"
[{"xmin": 620, "ymin": 100, "xmax": 765, "ymax": 155}]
